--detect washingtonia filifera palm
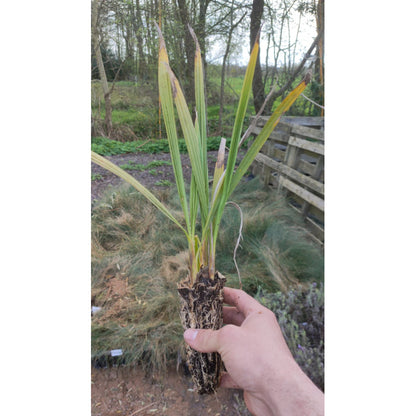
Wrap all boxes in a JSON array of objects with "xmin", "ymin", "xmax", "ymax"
[{"xmin": 91, "ymin": 26, "xmax": 310, "ymax": 393}]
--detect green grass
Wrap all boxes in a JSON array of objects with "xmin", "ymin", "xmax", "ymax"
[
  {"xmin": 98, "ymin": 108, "xmax": 159, "ymax": 138},
  {"xmin": 155, "ymin": 180, "xmax": 174, "ymax": 187},
  {"xmin": 91, "ymin": 136, "xmax": 243, "ymax": 156},
  {"xmin": 120, "ymin": 161, "xmax": 146, "ymax": 171},
  {"xmin": 92, "ymin": 69, "xmax": 321, "ymax": 144},
  {"xmin": 91, "ymin": 81, "xmax": 157, "ymax": 110},
  {"xmin": 91, "ymin": 177, "xmax": 323, "ymax": 370},
  {"xmin": 146, "ymin": 160, "xmax": 172, "ymax": 168},
  {"xmin": 119, "ymin": 160, "xmax": 172, "ymax": 171}
]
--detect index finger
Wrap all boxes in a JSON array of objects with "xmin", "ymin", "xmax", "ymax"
[{"xmin": 223, "ymin": 287, "xmax": 264, "ymax": 318}]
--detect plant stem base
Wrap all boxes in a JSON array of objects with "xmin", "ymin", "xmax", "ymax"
[{"xmin": 177, "ymin": 267, "xmax": 226, "ymax": 394}]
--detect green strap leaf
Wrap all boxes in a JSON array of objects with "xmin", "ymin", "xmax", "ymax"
[
  {"xmin": 189, "ymin": 25, "xmax": 209, "ymax": 199},
  {"xmin": 91, "ymin": 151, "xmax": 187, "ymax": 236},
  {"xmin": 210, "ymin": 35, "xmax": 260, "ymax": 251},
  {"xmin": 168, "ymin": 68, "xmax": 209, "ymax": 225},
  {"xmin": 229, "ymin": 75, "xmax": 310, "ymax": 196},
  {"xmin": 156, "ymin": 25, "xmax": 191, "ymax": 234},
  {"xmin": 222, "ymin": 34, "xmax": 259, "ymax": 199}
]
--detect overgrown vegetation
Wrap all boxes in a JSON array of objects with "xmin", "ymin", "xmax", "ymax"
[{"xmin": 91, "ymin": 177, "xmax": 323, "ymax": 371}]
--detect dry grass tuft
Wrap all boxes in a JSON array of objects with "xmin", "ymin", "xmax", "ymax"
[{"xmin": 160, "ymin": 251, "xmax": 190, "ymax": 284}]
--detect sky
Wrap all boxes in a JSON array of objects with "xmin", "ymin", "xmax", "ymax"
[{"xmin": 206, "ymin": 6, "xmax": 317, "ymax": 66}]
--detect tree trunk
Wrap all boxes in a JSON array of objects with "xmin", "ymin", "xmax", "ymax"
[
  {"xmin": 176, "ymin": 0, "xmax": 195, "ymax": 104},
  {"xmin": 196, "ymin": 0, "xmax": 209, "ymax": 76},
  {"xmin": 316, "ymin": 0, "xmax": 324, "ymax": 116},
  {"xmin": 218, "ymin": 1, "xmax": 246, "ymax": 134},
  {"xmin": 250, "ymin": 0, "xmax": 265, "ymax": 113},
  {"xmin": 92, "ymin": 0, "xmax": 112, "ymax": 137},
  {"xmin": 134, "ymin": 0, "xmax": 147, "ymax": 81}
]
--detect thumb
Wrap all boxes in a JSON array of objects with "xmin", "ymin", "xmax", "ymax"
[{"xmin": 183, "ymin": 328, "xmax": 221, "ymax": 353}]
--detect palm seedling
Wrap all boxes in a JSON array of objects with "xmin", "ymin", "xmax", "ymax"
[{"xmin": 91, "ymin": 26, "xmax": 310, "ymax": 394}]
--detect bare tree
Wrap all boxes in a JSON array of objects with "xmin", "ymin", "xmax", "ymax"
[
  {"xmin": 218, "ymin": 0, "xmax": 247, "ymax": 134},
  {"xmin": 263, "ymin": 28, "xmax": 323, "ymax": 114},
  {"xmin": 176, "ymin": 0, "xmax": 197, "ymax": 102},
  {"xmin": 250, "ymin": 0, "xmax": 265, "ymax": 113},
  {"xmin": 316, "ymin": 0, "xmax": 324, "ymax": 115},
  {"xmin": 92, "ymin": 0, "xmax": 113, "ymax": 136}
]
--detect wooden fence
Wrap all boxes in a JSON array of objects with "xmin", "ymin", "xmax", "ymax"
[{"xmin": 249, "ymin": 116, "xmax": 324, "ymax": 243}]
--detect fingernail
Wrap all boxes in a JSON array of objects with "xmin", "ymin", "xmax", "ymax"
[{"xmin": 184, "ymin": 328, "xmax": 198, "ymax": 342}]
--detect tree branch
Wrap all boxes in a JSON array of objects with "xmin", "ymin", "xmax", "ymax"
[{"xmin": 264, "ymin": 28, "xmax": 324, "ymax": 114}]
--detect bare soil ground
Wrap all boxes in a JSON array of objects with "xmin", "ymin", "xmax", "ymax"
[
  {"xmin": 91, "ymin": 366, "xmax": 250, "ymax": 416},
  {"xmin": 91, "ymin": 150, "xmax": 251, "ymax": 415},
  {"xmin": 91, "ymin": 151, "xmax": 244, "ymax": 203}
]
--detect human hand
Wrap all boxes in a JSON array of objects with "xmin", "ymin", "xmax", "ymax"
[{"xmin": 184, "ymin": 287, "xmax": 324, "ymax": 416}]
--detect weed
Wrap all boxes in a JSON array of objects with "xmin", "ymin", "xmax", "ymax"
[
  {"xmin": 155, "ymin": 180, "xmax": 174, "ymax": 187},
  {"xmin": 120, "ymin": 161, "xmax": 146, "ymax": 171},
  {"xmin": 92, "ymin": 173, "xmax": 103, "ymax": 181},
  {"xmin": 145, "ymin": 160, "xmax": 172, "ymax": 168}
]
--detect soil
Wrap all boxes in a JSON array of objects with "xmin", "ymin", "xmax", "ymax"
[
  {"xmin": 91, "ymin": 150, "xmax": 251, "ymax": 415},
  {"xmin": 91, "ymin": 150, "xmax": 246, "ymax": 203},
  {"xmin": 91, "ymin": 366, "xmax": 250, "ymax": 416}
]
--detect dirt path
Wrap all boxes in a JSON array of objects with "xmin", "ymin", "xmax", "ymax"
[
  {"xmin": 91, "ymin": 150, "xmax": 246, "ymax": 203},
  {"xmin": 92, "ymin": 366, "xmax": 250, "ymax": 416}
]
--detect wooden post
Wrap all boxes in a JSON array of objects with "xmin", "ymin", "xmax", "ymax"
[
  {"xmin": 301, "ymin": 154, "xmax": 324, "ymax": 217},
  {"xmin": 262, "ymin": 141, "xmax": 273, "ymax": 186},
  {"xmin": 278, "ymin": 130, "xmax": 300, "ymax": 195}
]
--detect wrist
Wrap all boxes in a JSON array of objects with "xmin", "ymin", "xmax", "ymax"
[{"xmin": 258, "ymin": 359, "xmax": 324, "ymax": 416}]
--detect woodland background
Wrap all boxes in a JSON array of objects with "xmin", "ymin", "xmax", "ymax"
[{"xmin": 91, "ymin": 0, "xmax": 324, "ymax": 139}]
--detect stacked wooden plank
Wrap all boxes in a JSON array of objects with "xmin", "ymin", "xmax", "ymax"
[{"xmin": 250, "ymin": 116, "xmax": 324, "ymax": 243}]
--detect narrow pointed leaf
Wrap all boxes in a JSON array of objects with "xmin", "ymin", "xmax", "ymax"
[
  {"xmin": 189, "ymin": 25, "xmax": 208, "ymax": 190},
  {"xmin": 222, "ymin": 33, "xmax": 259, "ymax": 198},
  {"xmin": 211, "ymin": 138, "xmax": 226, "ymax": 204},
  {"xmin": 189, "ymin": 113, "xmax": 200, "ymax": 237},
  {"xmin": 168, "ymin": 68, "xmax": 209, "ymax": 224},
  {"xmin": 189, "ymin": 174, "xmax": 198, "ymax": 236},
  {"xmin": 156, "ymin": 25, "xmax": 191, "ymax": 233},
  {"xmin": 210, "ymin": 34, "xmax": 260, "ymax": 250},
  {"xmin": 229, "ymin": 74, "xmax": 310, "ymax": 196},
  {"xmin": 91, "ymin": 151, "xmax": 187, "ymax": 235}
]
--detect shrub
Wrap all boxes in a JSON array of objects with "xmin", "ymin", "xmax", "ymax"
[{"xmin": 255, "ymin": 283, "xmax": 324, "ymax": 391}]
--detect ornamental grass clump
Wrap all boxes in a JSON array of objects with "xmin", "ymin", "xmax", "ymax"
[{"xmin": 91, "ymin": 26, "xmax": 310, "ymax": 394}]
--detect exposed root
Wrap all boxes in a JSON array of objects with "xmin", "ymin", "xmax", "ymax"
[{"xmin": 177, "ymin": 267, "xmax": 226, "ymax": 394}]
